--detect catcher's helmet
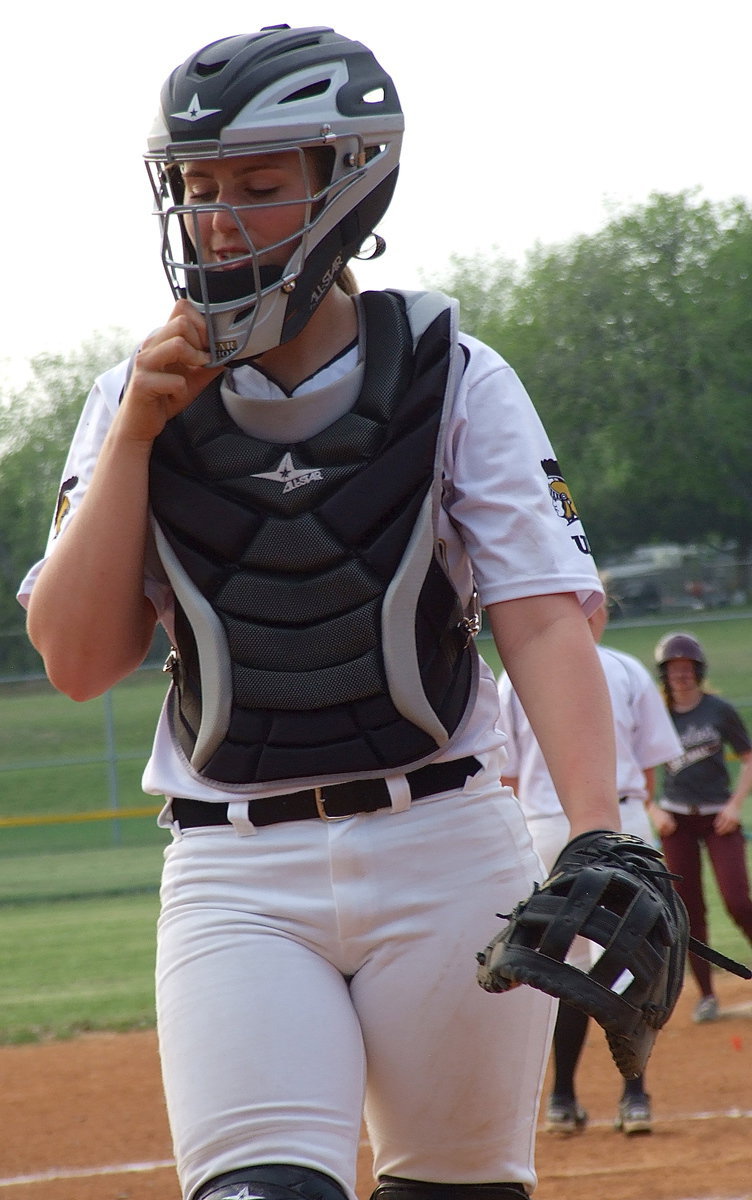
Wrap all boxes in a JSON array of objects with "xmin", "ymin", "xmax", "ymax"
[
  {"xmin": 145, "ymin": 25, "xmax": 403, "ymax": 363},
  {"xmin": 654, "ymin": 631, "xmax": 707, "ymax": 681}
]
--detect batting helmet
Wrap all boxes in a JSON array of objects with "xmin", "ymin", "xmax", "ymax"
[
  {"xmin": 144, "ymin": 25, "xmax": 403, "ymax": 363},
  {"xmin": 654, "ymin": 631, "xmax": 707, "ymax": 681}
]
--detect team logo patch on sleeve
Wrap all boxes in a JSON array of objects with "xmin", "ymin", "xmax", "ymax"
[
  {"xmin": 541, "ymin": 458, "xmax": 579, "ymax": 524},
  {"xmin": 541, "ymin": 458, "xmax": 591, "ymax": 555},
  {"xmin": 53, "ymin": 475, "xmax": 78, "ymax": 537}
]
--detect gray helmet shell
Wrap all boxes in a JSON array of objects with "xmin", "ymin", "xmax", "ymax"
[{"xmin": 144, "ymin": 26, "xmax": 403, "ymax": 363}]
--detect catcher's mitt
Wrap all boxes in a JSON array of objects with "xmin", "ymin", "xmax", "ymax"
[{"xmin": 476, "ymin": 830, "xmax": 751, "ymax": 1078}]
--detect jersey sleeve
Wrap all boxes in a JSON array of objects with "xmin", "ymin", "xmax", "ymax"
[
  {"xmin": 442, "ymin": 334, "xmax": 602, "ymax": 612},
  {"xmin": 16, "ymin": 359, "xmax": 172, "ymax": 621},
  {"xmin": 718, "ymin": 698, "xmax": 752, "ymax": 756}
]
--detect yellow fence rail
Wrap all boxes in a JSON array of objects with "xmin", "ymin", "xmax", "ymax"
[{"xmin": 0, "ymin": 805, "xmax": 162, "ymax": 829}]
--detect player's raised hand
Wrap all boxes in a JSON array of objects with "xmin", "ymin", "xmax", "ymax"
[{"xmin": 119, "ymin": 300, "xmax": 225, "ymax": 442}]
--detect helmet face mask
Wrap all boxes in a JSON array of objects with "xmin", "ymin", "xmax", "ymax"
[
  {"xmin": 144, "ymin": 27, "xmax": 403, "ymax": 364},
  {"xmin": 147, "ymin": 145, "xmax": 332, "ymax": 362}
]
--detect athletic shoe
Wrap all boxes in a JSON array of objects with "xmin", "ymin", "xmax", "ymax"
[
  {"xmin": 614, "ymin": 1095, "xmax": 652, "ymax": 1135},
  {"xmin": 544, "ymin": 1097, "xmax": 588, "ymax": 1134},
  {"xmin": 693, "ymin": 995, "xmax": 720, "ymax": 1023}
]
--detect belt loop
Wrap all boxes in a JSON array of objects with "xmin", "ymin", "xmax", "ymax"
[
  {"xmin": 165, "ymin": 799, "xmax": 185, "ymax": 840},
  {"xmin": 385, "ymin": 775, "xmax": 411, "ymax": 813},
  {"xmin": 227, "ymin": 800, "xmax": 259, "ymax": 837}
]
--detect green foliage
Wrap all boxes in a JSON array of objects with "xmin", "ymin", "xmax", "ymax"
[
  {"xmin": 436, "ymin": 191, "xmax": 752, "ymax": 566},
  {"xmin": 0, "ymin": 329, "xmax": 134, "ymax": 675}
]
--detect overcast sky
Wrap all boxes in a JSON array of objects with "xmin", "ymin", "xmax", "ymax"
[{"xmin": 3, "ymin": 0, "xmax": 750, "ymax": 379}]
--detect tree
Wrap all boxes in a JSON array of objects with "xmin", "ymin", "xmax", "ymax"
[
  {"xmin": 436, "ymin": 192, "xmax": 752, "ymax": 569},
  {"xmin": 0, "ymin": 331, "xmax": 133, "ymax": 674}
]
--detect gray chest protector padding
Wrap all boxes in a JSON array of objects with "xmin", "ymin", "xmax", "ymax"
[{"xmin": 149, "ymin": 289, "xmax": 478, "ymax": 788}]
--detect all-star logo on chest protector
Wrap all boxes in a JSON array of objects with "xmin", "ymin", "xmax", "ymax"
[
  {"xmin": 148, "ymin": 290, "xmax": 478, "ymax": 789},
  {"xmin": 252, "ymin": 451, "xmax": 323, "ymax": 492}
]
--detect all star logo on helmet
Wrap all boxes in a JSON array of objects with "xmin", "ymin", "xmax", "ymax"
[
  {"xmin": 251, "ymin": 451, "xmax": 323, "ymax": 493},
  {"xmin": 171, "ymin": 92, "xmax": 222, "ymax": 122}
]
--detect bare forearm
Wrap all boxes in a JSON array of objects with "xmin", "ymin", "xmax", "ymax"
[
  {"xmin": 488, "ymin": 592, "xmax": 619, "ymax": 836},
  {"xmin": 643, "ymin": 766, "xmax": 656, "ymax": 804},
  {"xmin": 27, "ymin": 423, "xmax": 157, "ymax": 699},
  {"xmin": 27, "ymin": 301, "xmax": 222, "ymax": 700},
  {"xmin": 729, "ymin": 753, "xmax": 752, "ymax": 808}
]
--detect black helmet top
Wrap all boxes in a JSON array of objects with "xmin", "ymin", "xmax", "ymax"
[{"xmin": 654, "ymin": 631, "xmax": 707, "ymax": 680}]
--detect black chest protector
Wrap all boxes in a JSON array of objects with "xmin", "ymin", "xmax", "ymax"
[{"xmin": 148, "ymin": 289, "xmax": 478, "ymax": 789}]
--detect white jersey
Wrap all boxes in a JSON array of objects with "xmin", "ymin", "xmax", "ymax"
[
  {"xmin": 18, "ymin": 317, "xmax": 602, "ymax": 803},
  {"xmin": 498, "ymin": 644, "xmax": 683, "ymax": 822}
]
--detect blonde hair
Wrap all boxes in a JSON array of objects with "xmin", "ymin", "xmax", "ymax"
[{"xmin": 336, "ymin": 265, "xmax": 359, "ymax": 296}]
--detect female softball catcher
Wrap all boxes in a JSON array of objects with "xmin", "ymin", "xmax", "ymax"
[{"xmin": 19, "ymin": 25, "xmax": 620, "ymax": 1200}]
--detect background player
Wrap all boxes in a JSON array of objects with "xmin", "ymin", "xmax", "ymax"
[
  {"xmin": 651, "ymin": 632, "xmax": 752, "ymax": 1023},
  {"xmin": 498, "ymin": 600, "xmax": 681, "ymax": 1135},
  {"xmin": 19, "ymin": 25, "xmax": 620, "ymax": 1200}
]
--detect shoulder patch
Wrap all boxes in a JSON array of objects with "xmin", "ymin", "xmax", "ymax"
[
  {"xmin": 541, "ymin": 457, "xmax": 579, "ymax": 524},
  {"xmin": 541, "ymin": 457, "xmax": 592, "ymax": 556},
  {"xmin": 53, "ymin": 475, "xmax": 78, "ymax": 537}
]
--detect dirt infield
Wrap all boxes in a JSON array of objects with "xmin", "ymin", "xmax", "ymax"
[{"xmin": 1, "ymin": 973, "xmax": 750, "ymax": 1200}]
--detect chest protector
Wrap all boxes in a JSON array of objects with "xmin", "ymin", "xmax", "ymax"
[{"xmin": 148, "ymin": 289, "xmax": 479, "ymax": 789}]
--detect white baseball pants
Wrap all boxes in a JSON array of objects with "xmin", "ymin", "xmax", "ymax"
[{"xmin": 156, "ymin": 762, "xmax": 555, "ymax": 1200}]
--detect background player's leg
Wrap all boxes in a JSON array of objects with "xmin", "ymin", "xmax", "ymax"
[
  {"xmin": 616, "ymin": 1073, "xmax": 652, "ymax": 1136},
  {"xmin": 545, "ymin": 1003, "xmax": 589, "ymax": 1133}
]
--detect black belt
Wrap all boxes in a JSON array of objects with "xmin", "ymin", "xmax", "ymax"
[{"xmin": 172, "ymin": 756, "xmax": 482, "ymax": 830}]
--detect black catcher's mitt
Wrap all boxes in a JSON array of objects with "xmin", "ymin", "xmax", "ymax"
[{"xmin": 476, "ymin": 830, "xmax": 750, "ymax": 1078}]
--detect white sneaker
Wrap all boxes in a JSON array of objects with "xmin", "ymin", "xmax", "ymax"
[
  {"xmin": 693, "ymin": 995, "xmax": 719, "ymax": 1023},
  {"xmin": 544, "ymin": 1097, "xmax": 588, "ymax": 1134},
  {"xmin": 615, "ymin": 1095, "xmax": 652, "ymax": 1135}
]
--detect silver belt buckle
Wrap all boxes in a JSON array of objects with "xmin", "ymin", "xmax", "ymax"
[{"xmin": 314, "ymin": 786, "xmax": 354, "ymax": 821}]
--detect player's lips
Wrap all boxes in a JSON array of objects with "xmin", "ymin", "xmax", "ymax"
[
  {"xmin": 208, "ymin": 248, "xmax": 253, "ymax": 271},
  {"xmin": 212, "ymin": 247, "xmax": 250, "ymax": 260}
]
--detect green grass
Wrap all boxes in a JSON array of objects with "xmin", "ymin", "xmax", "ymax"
[
  {"xmin": 1, "ymin": 615, "xmax": 751, "ymax": 1043},
  {"xmin": 1, "ymin": 670, "xmax": 169, "ymax": 1041},
  {"xmin": 0, "ymin": 669, "xmax": 167, "ymax": 816},
  {"xmin": 0, "ymin": 844, "xmax": 164, "ymax": 904},
  {"xmin": 0, "ymin": 894, "xmax": 160, "ymax": 1043}
]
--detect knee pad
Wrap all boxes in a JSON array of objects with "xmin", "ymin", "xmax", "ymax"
[
  {"xmin": 194, "ymin": 1164, "xmax": 349, "ymax": 1200},
  {"xmin": 370, "ymin": 1177, "xmax": 528, "ymax": 1200}
]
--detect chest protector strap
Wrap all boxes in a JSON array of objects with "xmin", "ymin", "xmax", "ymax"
[{"xmin": 149, "ymin": 289, "xmax": 478, "ymax": 790}]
